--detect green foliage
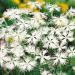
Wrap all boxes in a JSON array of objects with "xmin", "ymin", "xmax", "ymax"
[
  {"xmin": 36, "ymin": 41, "xmax": 44, "ymax": 50},
  {"xmin": 48, "ymin": 48, "xmax": 57, "ymax": 56},
  {"xmin": 53, "ymin": 63, "xmax": 75, "ymax": 75},
  {"xmin": 45, "ymin": 19, "xmax": 55, "ymax": 27},
  {"xmin": 27, "ymin": 28, "xmax": 36, "ymax": 35},
  {"xmin": 73, "ymin": 29, "xmax": 75, "ymax": 38},
  {"xmin": 46, "ymin": 12, "xmax": 52, "ymax": 18},
  {"xmin": 21, "ymin": 40, "xmax": 29, "ymax": 47},
  {"xmin": 9, "ymin": 67, "xmax": 21, "ymax": 75},
  {"xmin": 60, "ymin": 64, "xmax": 72, "ymax": 72},
  {"xmin": 0, "ymin": 18, "xmax": 15, "ymax": 28},
  {"xmin": 20, "ymin": 13, "xmax": 33, "ymax": 20},
  {"xmin": 40, "ymin": 7, "xmax": 48, "ymax": 13},
  {"xmin": 47, "ymin": 0, "xmax": 57, "ymax": 4},
  {"xmin": 69, "ymin": 29, "xmax": 75, "ymax": 46},
  {"xmin": 25, "ymin": 66, "xmax": 40, "ymax": 75},
  {"xmin": 40, "ymin": 64, "xmax": 50, "ymax": 70},
  {"xmin": 68, "ymin": 57, "xmax": 75, "ymax": 66},
  {"xmin": 68, "ymin": 0, "xmax": 75, "ymax": 8},
  {"xmin": 53, "ymin": 9, "xmax": 61, "ymax": 17},
  {"xmin": 0, "ymin": 66, "xmax": 6, "ymax": 75}
]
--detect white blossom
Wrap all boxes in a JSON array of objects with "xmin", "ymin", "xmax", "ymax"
[
  {"xmin": 53, "ymin": 16, "xmax": 68, "ymax": 27},
  {"xmin": 53, "ymin": 53, "xmax": 67, "ymax": 64},
  {"xmin": 18, "ymin": 58, "xmax": 37, "ymax": 71},
  {"xmin": 41, "ymin": 70, "xmax": 52, "ymax": 75},
  {"xmin": 67, "ymin": 47, "xmax": 75, "ymax": 57}
]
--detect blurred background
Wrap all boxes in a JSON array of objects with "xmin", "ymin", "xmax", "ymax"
[{"xmin": 0, "ymin": 0, "xmax": 75, "ymax": 17}]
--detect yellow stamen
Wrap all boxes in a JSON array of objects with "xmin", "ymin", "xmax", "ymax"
[{"xmin": 7, "ymin": 37, "xmax": 14, "ymax": 43}]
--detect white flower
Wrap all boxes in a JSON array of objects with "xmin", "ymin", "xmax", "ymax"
[
  {"xmin": 43, "ymin": 33, "xmax": 67, "ymax": 52},
  {"xmin": 17, "ymin": 24, "xmax": 26, "ymax": 33},
  {"xmin": 27, "ymin": 30, "xmax": 42, "ymax": 44},
  {"xmin": 53, "ymin": 53, "xmax": 67, "ymax": 65},
  {"xmin": 29, "ymin": 13, "xmax": 46, "ymax": 28},
  {"xmin": 33, "ymin": 12, "xmax": 46, "ymax": 20},
  {"xmin": 3, "ymin": 9, "xmax": 25, "ymax": 19},
  {"xmin": 68, "ymin": 7, "xmax": 75, "ymax": 17},
  {"xmin": 43, "ymin": 33, "xmax": 59, "ymax": 49},
  {"xmin": 4, "ymin": 61, "xmax": 14, "ymax": 70},
  {"xmin": 46, "ymin": 4, "xmax": 60, "ymax": 12},
  {"xmin": 30, "ymin": 19, "xmax": 40, "ymax": 28},
  {"xmin": 60, "ymin": 30, "xmax": 73, "ymax": 42},
  {"xmin": 67, "ymin": 47, "xmax": 75, "ymax": 57},
  {"xmin": 17, "ymin": 31, "xmax": 28, "ymax": 42},
  {"xmin": 33, "ymin": 13, "xmax": 46, "ymax": 25},
  {"xmin": 0, "ymin": 55, "xmax": 14, "ymax": 69},
  {"xmin": 36, "ymin": 50, "xmax": 50, "ymax": 63},
  {"xmin": 53, "ymin": 16, "xmax": 68, "ymax": 27},
  {"xmin": 41, "ymin": 70, "xmax": 52, "ymax": 75},
  {"xmin": 10, "ymin": 45, "xmax": 24, "ymax": 57},
  {"xmin": 1, "ymin": 6, "xmax": 75, "ymax": 72},
  {"xmin": 39, "ymin": 27, "xmax": 50, "ymax": 35},
  {"xmin": 2, "ymin": 56, "xmax": 12, "ymax": 62},
  {"xmin": 18, "ymin": 58, "xmax": 37, "ymax": 71},
  {"xmin": 55, "ymin": 27, "xmax": 74, "ymax": 42},
  {"xmin": 25, "ymin": 45, "xmax": 36, "ymax": 54},
  {"xmin": 0, "ymin": 18, "xmax": 4, "ymax": 24},
  {"xmin": 0, "ymin": 51, "xmax": 6, "ymax": 66}
]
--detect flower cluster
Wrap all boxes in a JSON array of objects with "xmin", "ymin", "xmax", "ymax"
[{"xmin": 0, "ymin": 3, "xmax": 75, "ymax": 75}]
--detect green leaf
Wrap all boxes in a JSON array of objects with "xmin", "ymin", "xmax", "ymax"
[
  {"xmin": 68, "ymin": 0, "xmax": 75, "ymax": 8},
  {"xmin": 36, "ymin": 41, "xmax": 44, "ymax": 50},
  {"xmin": 9, "ymin": 67, "xmax": 21, "ymax": 75},
  {"xmin": 20, "ymin": 13, "xmax": 32, "ymax": 20},
  {"xmin": 40, "ymin": 64, "xmax": 50, "ymax": 70},
  {"xmin": 48, "ymin": 48, "xmax": 57, "ymax": 56},
  {"xmin": 21, "ymin": 40, "xmax": 29, "ymax": 47},
  {"xmin": 2, "ymin": 18, "xmax": 15, "ymax": 27},
  {"xmin": 69, "ymin": 57, "xmax": 75, "ymax": 66},
  {"xmin": 40, "ymin": 7, "xmax": 48, "ymax": 13},
  {"xmin": 53, "ymin": 9, "xmax": 61, "ymax": 17},
  {"xmin": 46, "ymin": 12, "xmax": 52, "ymax": 18},
  {"xmin": 27, "ymin": 28, "xmax": 36, "ymax": 35},
  {"xmin": 59, "ymin": 64, "xmax": 72, "ymax": 72}
]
